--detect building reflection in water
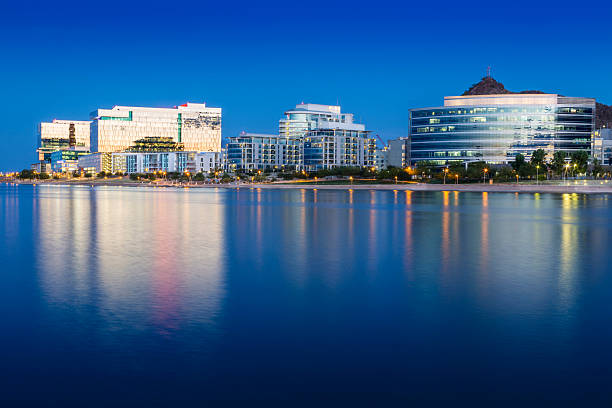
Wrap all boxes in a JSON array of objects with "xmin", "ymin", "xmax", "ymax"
[
  {"xmin": 558, "ymin": 193, "xmax": 579, "ymax": 312},
  {"xmin": 35, "ymin": 186, "xmax": 225, "ymax": 337}
]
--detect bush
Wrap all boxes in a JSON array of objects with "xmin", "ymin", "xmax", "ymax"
[{"xmin": 39, "ymin": 172, "xmax": 50, "ymax": 180}]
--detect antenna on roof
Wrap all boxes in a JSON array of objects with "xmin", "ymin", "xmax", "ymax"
[{"xmin": 486, "ymin": 66, "xmax": 492, "ymax": 78}]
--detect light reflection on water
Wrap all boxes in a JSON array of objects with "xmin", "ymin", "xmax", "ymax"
[{"xmin": 2, "ymin": 183, "xmax": 612, "ymax": 404}]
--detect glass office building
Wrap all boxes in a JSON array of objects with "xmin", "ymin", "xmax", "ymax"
[
  {"xmin": 410, "ymin": 94, "xmax": 596, "ymax": 165},
  {"xmin": 37, "ymin": 119, "xmax": 91, "ymax": 161},
  {"xmin": 90, "ymin": 103, "xmax": 221, "ymax": 153}
]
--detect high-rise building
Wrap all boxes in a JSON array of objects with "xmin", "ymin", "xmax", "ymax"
[
  {"xmin": 280, "ymin": 103, "xmax": 358, "ymax": 138},
  {"xmin": 410, "ymin": 94, "xmax": 595, "ymax": 165},
  {"xmin": 37, "ymin": 119, "xmax": 91, "ymax": 161},
  {"xmin": 90, "ymin": 103, "xmax": 221, "ymax": 153}
]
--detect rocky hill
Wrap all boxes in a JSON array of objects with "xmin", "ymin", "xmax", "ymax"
[{"xmin": 462, "ymin": 77, "xmax": 611, "ymax": 129}]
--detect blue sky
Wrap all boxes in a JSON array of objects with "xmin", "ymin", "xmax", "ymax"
[{"xmin": 1, "ymin": 0, "xmax": 611, "ymax": 170}]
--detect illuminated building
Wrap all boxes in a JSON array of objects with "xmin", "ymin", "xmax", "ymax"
[
  {"xmin": 592, "ymin": 128, "xmax": 612, "ymax": 165},
  {"xmin": 111, "ymin": 152, "xmax": 197, "ymax": 174},
  {"xmin": 410, "ymin": 94, "xmax": 596, "ymax": 165},
  {"xmin": 78, "ymin": 153, "xmax": 113, "ymax": 174},
  {"xmin": 226, "ymin": 132, "xmax": 302, "ymax": 171},
  {"xmin": 37, "ymin": 119, "xmax": 91, "ymax": 161},
  {"xmin": 90, "ymin": 103, "xmax": 221, "ymax": 153},
  {"xmin": 50, "ymin": 150, "xmax": 90, "ymax": 173},
  {"xmin": 196, "ymin": 152, "xmax": 224, "ymax": 174}
]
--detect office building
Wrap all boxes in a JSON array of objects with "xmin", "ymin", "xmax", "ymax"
[
  {"xmin": 37, "ymin": 119, "xmax": 91, "ymax": 161},
  {"xmin": 30, "ymin": 161, "xmax": 53, "ymax": 174},
  {"xmin": 90, "ymin": 103, "xmax": 221, "ymax": 153},
  {"xmin": 50, "ymin": 150, "xmax": 90, "ymax": 173},
  {"xmin": 227, "ymin": 132, "xmax": 302, "ymax": 171},
  {"xmin": 78, "ymin": 153, "xmax": 113, "ymax": 174},
  {"xmin": 410, "ymin": 94, "xmax": 596, "ymax": 165}
]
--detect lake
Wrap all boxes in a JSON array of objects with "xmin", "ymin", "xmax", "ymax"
[{"xmin": 2, "ymin": 183, "xmax": 612, "ymax": 405}]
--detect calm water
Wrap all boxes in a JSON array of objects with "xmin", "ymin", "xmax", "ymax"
[{"xmin": 2, "ymin": 183, "xmax": 612, "ymax": 405}]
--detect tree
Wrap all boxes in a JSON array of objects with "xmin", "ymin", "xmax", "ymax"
[
  {"xmin": 592, "ymin": 158, "xmax": 604, "ymax": 178},
  {"xmin": 530, "ymin": 149, "xmax": 547, "ymax": 168},
  {"xmin": 570, "ymin": 150, "xmax": 589, "ymax": 174},
  {"xmin": 551, "ymin": 151, "xmax": 567, "ymax": 175},
  {"xmin": 511, "ymin": 154, "xmax": 526, "ymax": 171},
  {"xmin": 19, "ymin": 169, "xmax": 34, "ymax": 179}
]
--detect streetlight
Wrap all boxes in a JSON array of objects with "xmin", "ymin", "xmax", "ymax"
[
  {"xmin": 536, "ymin": 165, "xmax": 539, "ymax": 184},
  {"xmin": 564, "ymin": 163, "xmax": 570, "ymax": 181},
  {"xmin": 394, "ymin": 175, "xmax": 398, "ymax": 184},
  {"xmin": 455, "ymin": 174, "xmax": 459, "ymax": 184},
  {"xmin": 443, "ymin": 168, "xmax": 448, "ymax": 184},
  {"xmin": 350, "ymin": 176, "xmax": 353, "ymax": 185},
  {"xmin": 483, "ymin": 168, "xmax": 488, "ymax": 184},
  {"xmin": 516, "ymin": 174, "xmax": 519, "ymax": 184}
]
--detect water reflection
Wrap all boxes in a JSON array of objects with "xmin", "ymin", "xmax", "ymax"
[
  {"xmin": 3, "ymin": 183, "xmax": 612, "ymax": 404},
  {"xmin": 35, "ymin": 186, "xmax": 225, "ymax": 337}
]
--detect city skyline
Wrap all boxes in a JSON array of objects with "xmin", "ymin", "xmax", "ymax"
[{"xmin": 1, "ymin": 0, "xmax": 612, "ymax": 171}]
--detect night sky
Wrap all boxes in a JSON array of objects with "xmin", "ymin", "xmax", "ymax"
[{"xmin": 1, "ymin": 0, "xmax": 611, "ymax": 171}]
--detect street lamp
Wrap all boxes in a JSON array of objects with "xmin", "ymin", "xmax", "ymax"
[
  {"xmin": 455, "ymin": 174, "xmax": 459, "ymax": 184},
  {"xmin": 443, "ymin": 168, "xmax": 448, "ymax": 184},
  {"xmin": 394, "ymin": 175, "xmax": 398, "ymax": 184},
  {"xmin": 350, "ymin": 176, "xmax": 353, "ymax": 185},
  {"xmin": 516, "ymin": 174, "xmax": 519, "ymax": 184},
  {"xmin": 483, "ymin": 168, "xmax": 488, "ymax": 184},
  {"xmin": 536, "ymin": 165, "xmax": 539, "ymax": 184}
]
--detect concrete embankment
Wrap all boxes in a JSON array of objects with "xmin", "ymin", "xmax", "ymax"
[
  {"xmin": 6, "ymin": 179, "xmax": 612, "ymax": 194},
  {"xmin": 223, "ymin": 182, "xmax": 612, "ymax": 194}
]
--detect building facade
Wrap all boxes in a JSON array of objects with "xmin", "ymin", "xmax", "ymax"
[
  {"xmin": 112, "ymin": 151, "xmax": 198, "ymax": 174},
  {"xmin": 78, "ymin": 153, "xmax": 113, "ymax": 174},
  {"xmin": 196, "ymin": 151, "xmax": 224, "ymax": 174},
  {"xmin": 410, "ymin": 94, "xmax": 596, "ymax": 165},
  {"xmin": 387, "ymin": 138, "xmax": 410, "ymax": 168},
  {"xmin": 90, "ymin": 103, "xmax": 221, "ymax": 153},
  {"xmin": 37, "ymin": 119, "xmax": 91, "ymax": 161},
  {"xmin": 592, "ymin": 128, "xmax": 612, "ymax": 165},
  {"xmin": 280, "ymin": 104, "xmax": 355, "ymax": 138},
  {"xmin": 50, "ymin": 150, "xmax": 90, "ymax": 173},
  {"xmin": 226, "ymin": 133, "xmax": 302, "ymax": 171}
]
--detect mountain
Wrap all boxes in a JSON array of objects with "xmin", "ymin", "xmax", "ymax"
[{"xmin": 462, "ymin": 77, "xmax": 611, "ymax": 129}]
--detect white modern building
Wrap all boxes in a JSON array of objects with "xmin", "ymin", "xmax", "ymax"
[
  {"xmin": 226, "ymin": 132, "xmax": 302, "ymax": 171},
  {"xmin": 112, "ymin": 151, "xmax": 198, "ymax": 174},
  {"xmin": 280, "ymin": 103, "xmax": 358, "ymax": 139},
  {"xmin": 37, "ymin": 119, "xmax": 91, "ymax": 161},
  {"xmin": 196, "ymin": 151, "xmax": 224, "ymax": 174},
  {"xmin": 90, "ymin": 103, "xmax": 221, "ymax": 153}
]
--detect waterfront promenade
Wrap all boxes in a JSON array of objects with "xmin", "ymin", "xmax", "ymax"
[{"xmin": 7, "ymin": 178, "xmax": 612, "ymax": 194}]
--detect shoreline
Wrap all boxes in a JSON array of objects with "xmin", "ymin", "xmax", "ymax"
[{"xmin": 5, "ymin": 179, "xmax": 612, "ymax": 194}]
